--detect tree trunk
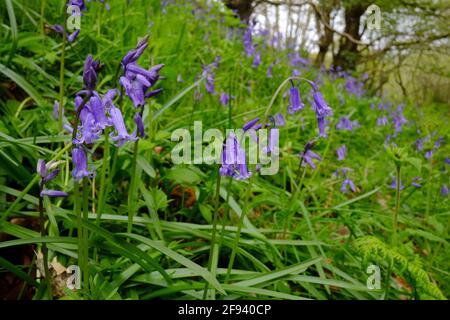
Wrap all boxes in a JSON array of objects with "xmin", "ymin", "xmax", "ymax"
[
  {"xmin": 223, "ymin": 0, "xmax": 254, "ymax": 24},
  {"xmin": 333, "ymin": 3, "xmax": 366, "ymax": 70},
  {"xmin": 315, "ymin": 4, "xmax": 333, "ymax": 66}
]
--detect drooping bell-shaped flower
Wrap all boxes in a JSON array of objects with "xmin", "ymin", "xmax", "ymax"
[
  {"xmin": 340, "ymin": 179, "xmax": 356, "ymax": 193},
  {"xmin": 72, "ymin": 147, "xmax": 94, "ymax": 181},
  {"xmin": 312, "ymin": 90, "xmax": 332, "ymax": 137},
  {"xmin": 288, "ymin": 86, "xmax": 304, "ymax": 114},
  {"xmin": 219, "ymin": 133, "xmax": 251, "ymax": 180},
  {"xmin": 109, "ymin": 105, "xmax": 137, "ymax": 146},
  {"xmin": 83, "ymin": 54, "xmax": 100, "ymax": 92},
  {"xmin": 40, "ymin": 190, "xmax": 68, "ymax": 198},
  {"xmin": 220, "ymin": 92, "xmax": 229, "ymax": 107},
  {"xmin": 337, "ymin": 145, "xmax": 346, "ymax": 161},
  {"xmin": 134, "ymin": 112, "xmax": 145, "ymax": 138}
]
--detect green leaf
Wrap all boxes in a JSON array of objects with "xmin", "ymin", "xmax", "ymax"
[
  {"xmin": 137, "ymin": 155, "xmax": 156, "ymax": 178},
  {"xmin": 120, "ymin": 233, "xmax": 226, "ymax": 295}
]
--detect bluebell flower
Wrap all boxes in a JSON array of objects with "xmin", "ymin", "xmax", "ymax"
[
  {"xmin": 441, "ymin": 184, "xmax": 449, "ymax": 196},
  {"xmin": 288, "ymin": 53, "xmax": 309, "ymax": 66},
  {"xmin": 337, "ymin": 145, "xmax": 346, "ymax": 161},
  {"xmin": 299, "ymin": 146, "xmax": 321, "ymax": 170},
  {"xmin": 109, "ymin": 105, "xmax": 137, "ymax": 146},
  {"xmin": 72, "ymin": 147, "xmax": 94, "ymax": 181},
  {"xmin": 411, "ymin": 176, "xmax": 422, "ymax": 188},
  {"xmin": 377, "ymin": 116, "xmax": 389, "ymax": 126},
  {"xmin": 270, "ymin": 113, "xmax": 285, "ymax": 127},
  {"xmin": 344, "ymin": 76, "xmax": 364, "ymax": 97},
  {"xmin": 288, "ymin": 86, "xmax": 304, "ymax": 114},
  {"xmin": 425, "ymin": 150, "xmax": 433, "ymax": 159},
  {"xmin": 40, "ymin": 190, "xmax": 68, "ymax": 198},
  {"xmin": 219, "ymin": 92, "xmax": 229, "ymax": 107},
  {"xmin": 120, "ymin": 38, "xmax": 164, "ymax": 107},
  {"xmin": 243, "ymin": 118, "xmax": 261, "ymax": 132},
  {"xmin": 134, "ymin": 112, "xmax": 145, "ymax": 138},
  {"xmin": 82, "ymin": 54, "xmax": 101, "ymax": 92},
  {"xmin": 390, "ymin": 176, "xmax": 404, "ymax": 190},
  {"xmin": 243, "ymin": 25, "xmax": 255, "ymax": 57},
  {"xmin": 219, "ymin": 133, "xmax": 251, "ymax": 180},
  {"xmin": 291, "ymin": 69, "xmax": 301, "ymax": 77},
  {"xmin": 312, "ymin": 90, "xmax": 332, "ymax": 137},
  {"xmin": 336, "ymin": 116, "xmax": 359, "ymax": 131},
  {"xmin": 340, "ymin": 179, "xmax": 356, "ymax": 193},
  {"xmin": 252, "ymin": 52, "xmax": 261, "ymax": 68}
]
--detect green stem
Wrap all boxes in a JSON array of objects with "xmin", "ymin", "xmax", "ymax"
[
  {"xmin": 58, "ymin": 8, "xmax": 68, "ymax": 130},
  {"xmin": 96, "ymin": 130, "xmax": 110, "ymax": 226},
  {"xmin": 203, "ymin": 171, "xmax": 222, "ymax": 300},
  {"xmin": 392, "ymin": 165, "xmax": 401, "ymax": 246},
  {"xmin": 73, "ymin": 180, "xmax": 83, "ymax": 291},
  {"xmin": 81, "ymin": 177, "xmax": 90, "ymax": 292},
  {"xmin": 225, "ymin": 181, "xmax": 251, "ymax": 283},
  {"xmin": 38, "ymin": 187, "xmax": 51, "ymax": 298},
  {"xmin": 127, "ymin": 138, "xmax": 140, "ymax": 234}
]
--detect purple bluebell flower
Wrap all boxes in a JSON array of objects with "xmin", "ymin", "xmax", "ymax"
[
  {"xmin": 67, "ymin": 29, "xmax": 80, "ymax": 43},
  {"xmin": 68, "ymin": 0, "xmax": 86, "ymax": 11},
  {"xmin": 40, "ymin": 190, "xmax": 68, "ymax": 198},
  {"xmin": 441, "ymin": 184, "xmax": 449, "ymax": 196},
  {"xmin": 336, "ymin": 117, "xmax": 359, "ymax": 131},
  {"xmin": 340, "ymin": 179, "xmax": 356, "ymax": 193},
  {"xmin": 288, "ymin": 53, "xmax": 309, "ymax": 66},
  {"xmin": 271, "ymin": 113, "xmax": 285, "ymax": 127},
  {"xmin": 50, "ymin": 24, "xmax": 79, "ymax": 43},
  {"xmin": 425, "ymin": 150, "xmax": 433, "ymax": 159},
  {"xmin": 377, "ymin": 116, "xmax": 389, "ymax": 126},
  {"xmin": 37, "ymin": 159, "xmax": 47, "ymax": 178},
  {"xmin": 390, "ymin": 176, "xmax": 404, "ymax": 191},
  {"xmin": 220, "ymin": 92, "xmax": 229, "ymax": 107},
  {"xmin": 445, "ymin": 157, "xmax": 450, "ymax": 165},
  {"xmin": 434, "ymin": 137, "xmax": 444, "ymax": 149},
  {"xmin": 120, "ymin": 38, "xmax": 164, "ymax": 107},
  {"xmin": 89, "ymin": 94, "xmax": 110, "ymax": 130},
  {"xmin": 83, "ymin": 54, "xmax": 100, "ymax": 92},
  {"xmin": 219, "ymin": 133, "xmax": 251, "ymax": 180},
  {"xmin": 299, "ymin": 147, "xmax": 321, "ymax": 170},
  {"xmin": 109, "ymin": 105, "xmax": 137, "ymax": 146},
  {"xmin": 291, "ymin": 69, "xmax": 301, "ymax": 77},
  {"xmin": 288, "ymin": 86, "xmax": 304, "ymax": 114},
  {"xmin": 344, "ymin": 76, "xmax": 364, "ymax": 97},
  {"xmin": 201, "ymin": 58, "xmax": 220, "ymax": 95},
  {"xmin": 337, "ymin": 145, "xmax": 346, "ymax": 161},
  {"xmin": 252, "ymin": 52, "xmax": 261, "ymax": 68},
  {"xmin": 243, "ymin": 25, "xmax": 255, "ymax": 57},
  {"xmin": 72, "ymin": 147, "xmax": 94, "ymax": 181},
  {"xmin": 134, "ymin": 112, "xmax": 145, "ymax": 138},
  {"xmin": 312, "ymin": 90, "xmax": 332, "ymax": 137},
  {"xmin": 50, "ymin": 24, "xmax": 64, "ymax": 34},
  {"xmin": 411, "ymin": 176, "xmax": 422, "ymax": 188},
  {"xmin": 243, "ymin": 118, "xmax": 261, "ymax": 132}
]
